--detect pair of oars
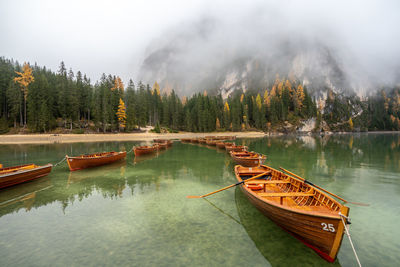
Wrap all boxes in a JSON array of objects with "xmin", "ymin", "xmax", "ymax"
[
  {"xmin": 186, "ymin": 171, "xmax": 271, "ymax": 199},
  {"xmin": 279, "ymin": 167, "xmax": 369, "ymax": 206}
]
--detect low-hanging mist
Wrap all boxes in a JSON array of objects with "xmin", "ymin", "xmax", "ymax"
[{"xmin": 138, "ymin": 0, "xmax": 400, "ymax": 97}]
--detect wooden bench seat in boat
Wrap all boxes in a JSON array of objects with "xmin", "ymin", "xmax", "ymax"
[
  {"xmin": 258, "ymin": 192, "xmax": 314, "ymax": 197},
  {"xmin": 257, "ymin": 192, "xmax": 314, "ymax": 205},
  {"xmin": 245, "ymin": 180, "xmax": 290, "ymax": 184}
]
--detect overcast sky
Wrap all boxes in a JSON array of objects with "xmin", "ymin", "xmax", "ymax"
[{"xmin": 1, "ymin": 0, "xmax": 399, "ymax": 86}]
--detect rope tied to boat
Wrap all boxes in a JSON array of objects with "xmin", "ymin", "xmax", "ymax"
[
  {"xmin": 53, "ymin": 156, "xmax": 66, "ymax": 167},
  {"xmin": 127, "ymin": 146, "xmax": 134, "ymax": 154},
  {"xmin": 339, "ymin": 212, "xmax": 362, "ymax": 267}
]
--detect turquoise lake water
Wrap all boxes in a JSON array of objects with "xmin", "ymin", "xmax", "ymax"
[{"xmin": 0, "ymin": 134, "xmax": 399, "ymax": 266}]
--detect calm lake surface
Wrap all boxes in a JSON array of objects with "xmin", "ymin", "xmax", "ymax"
[{"xmin": 0, "ymin": 134, "xmax": 399, "ymax": 266}]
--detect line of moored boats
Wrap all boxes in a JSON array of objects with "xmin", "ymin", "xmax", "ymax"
[{"xmin": 0, "ymin": 139, "xmax": 173, "ymax": 189}]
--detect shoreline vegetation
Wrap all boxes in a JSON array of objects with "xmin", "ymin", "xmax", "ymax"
[{"xmin": 1, "ymin": 131, "xmax": 398, "ymax": 145}]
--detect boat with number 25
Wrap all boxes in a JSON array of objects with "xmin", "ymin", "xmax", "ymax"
[{"xmin": 235, "ymin": 164, "xmax": 350, "ymax": 262}]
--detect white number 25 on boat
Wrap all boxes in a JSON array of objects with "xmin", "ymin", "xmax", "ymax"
[{"xmin": 321, "ymin": 223, "xmax": 335, "ymax": 232}]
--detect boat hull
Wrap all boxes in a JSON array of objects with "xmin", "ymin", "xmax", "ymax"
[
  {"xmin": 0, "ymin": 164, "xmax": 53, "ymax": 189},
  {"xmin": 231, "ymin": 155, "xmax": 265, "ymax": 167},
  {"xmin": 226, "ymin": 145, "xmax": 247, "ymax": 152},
  {"xmin": 158, "ymin": 142, "xmax": 168, "ymax": 149},
  {"xmin": 67, "ymin": 152, "xmax": 126, "ymax": 171},
  {"xmin": 235, "ymin": 165, "xmax": 349, "ymax": 262},
  {"xmin": 134, "ymin": 146, "xmax": 157, "ymax": 156},
  {"xmin": 216, "ymin": 142, "xmax": 226, "ymax": 149}
]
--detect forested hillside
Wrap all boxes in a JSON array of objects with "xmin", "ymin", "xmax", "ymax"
[{"xmin": 0, "ymin": 57, "xmax": 399, "ymax": 134}]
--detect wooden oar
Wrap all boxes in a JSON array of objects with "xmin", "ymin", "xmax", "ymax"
[
  {"xmin": 279, "ymin": 167, "xmax": 369, "ymax": 207},
  {"xmin": 187, "ymin": 171, "xmax": 270, "ymax": 199}
]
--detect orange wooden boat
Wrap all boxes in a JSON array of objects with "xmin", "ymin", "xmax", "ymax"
[
  {"xmin": 226, "ymin": 144, "xmax": 247, "ymax": 152},
  {"xmin": 181, "ymin": 138, "xmax": 191, "ymax": 142},
  {"xmin": 134, "ymin": 145, "xmax": 158, "ymax": 156},
  {"xmin": 191, "ymin": 138, "xmax": 199, "ymax": 143},
  {"xmin": 157, "ymin": 142, "xmax": 168, "ymax": 149},
  {"xmin": 198, "ymin": 138, "xmax": 207, "ymax": 144},
  {"xmin": 216, "ymin": 142, "xmax": 226, "ymax": 149},
  {"xmin": 206, "ymin": 139, "xmax": 218, "ymax": 146},
  {"xmin": 66, "ymin": 151, "xmax": 126, "ymax": 171},
  {"xmin": 0, "ymin": 163, "xmax": 2, "ymax": 168},
  {"xmin": 235, "ymin": 165, "xmax": 350, "ymax": 262},
  {"xmin": 0, "ymin": 163, "xmax": 53, "ymax": 189},
  {"xmin": 230, "ymin": 151, "xmax": 266, "ymax": 167},
  {"xmin": 166, "ymin": 140, "xmax": 173, "ymax": 147},
  {"xmin": 223, "ymin": 142, "xmax": 234, "ymax": 148}
]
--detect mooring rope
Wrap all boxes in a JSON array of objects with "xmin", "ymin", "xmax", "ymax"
[
  {"xmin": 127, "ymin": 146, "xmax": 134, "ymax": 154},
  {"xmin": 53, "ymin": 156, "xmax": 66, "ymax": 167},
  {"xmin": 339, "ymin": 213, "xmax": 362, "ymax": 267}
]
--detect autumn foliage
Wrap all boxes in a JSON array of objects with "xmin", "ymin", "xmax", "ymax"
[{"xmin": 116, "ymin": 98, "xmax": 126, "ymax": 129}]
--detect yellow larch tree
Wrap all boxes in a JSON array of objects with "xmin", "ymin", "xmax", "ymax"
[
  {"xmin": 223, "ymin": 102, "xmax": 230, "ymax": 129},
  {"xmin": 263, "ymin": 89, "xmax": 270, "ymax": 107},
  {"xmin": 277, "ymin": 81, "xmax": 284, "ymax": 96},
  {"xmin": 116, "ymin": 98, "xmax": 127, "ymax": 130},
  {"xmin": 297, "ymin": 84, "xmax": 305, "ymax": 108},
  {"xmin": 285, "ymin": 79, "xmax": 292, "ymax": 93},
  {"xmin": 270, "ymin": 85, "xmax": 277, "ymax": 97},
  {"xmin": 111, "ymin": 76, "xmax": 124, "ymax": 91},
  {"xmin": 224, "ymin": 102, "xmax": 230, "ymax": 112},
  {"xmin": 153, "ymin": 81, "xmax": 160, "ymax": 95},
  {"xmin": 14, "ymin": 63, "xmax": 34, "ymax": 126},
  {"xmin": 255, "ymin": 94, "xmax": 262, "ymax": 110}
]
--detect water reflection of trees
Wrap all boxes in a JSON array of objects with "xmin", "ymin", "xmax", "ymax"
[{"xmin": 245, "ymin": 133, "xmax": 400, "ymax": 178}]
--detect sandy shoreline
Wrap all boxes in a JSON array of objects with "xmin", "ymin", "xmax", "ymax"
[{"xmin": 0, "ymin": 131, "xmax": 267, "ymax": 144}]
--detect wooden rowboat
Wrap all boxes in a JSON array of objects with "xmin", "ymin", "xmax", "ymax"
[
  {"xmin": 0, "ymin": 163, "xmax": 2, "ymax": 168},
  {"xmin": 191, "ymin": 138, "xmax": 199, "ymax": 143},
  {"xmin": 66, "ymin": 151, "xmax": 126, "ymax": 171},
  {"xmin": 230, "ymin": 151, "xmax": 266, "ymax": 167},
  {"xmin": 134, "ymin": 145, "xmax": 158, "ymax": 156},
  {"xmin": 198, "ymin": 138, "xmax": 207, "ymax": 144},
  {"xmin": 157, "ymin": 142, "xmax": 168, "ymax": 149},
  {"xmin": 235, "ymin": 165, "xmax": 350, "ymax": 262},
  {"xmin": 216, "ymin": 142, "xmax": 226, "ymax": 149},
  {"xmin": 226, "ymin": 144, "xmax": 247, "ymax": 152},
  {"xmin": 0, "ymin": 163, "xmax": 53, "ymax": 189},
  {"xmin": 181, "ymin": 138, "xmax": 191, "ymax": 142},
  {"xmin": 206, "ymin": 139, "xmax": 218, "ymax": 146}
]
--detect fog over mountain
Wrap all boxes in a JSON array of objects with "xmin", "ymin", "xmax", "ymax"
[{"xmin": 138, "ymin": 0, "xmax": 400, "ymax": 97}]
